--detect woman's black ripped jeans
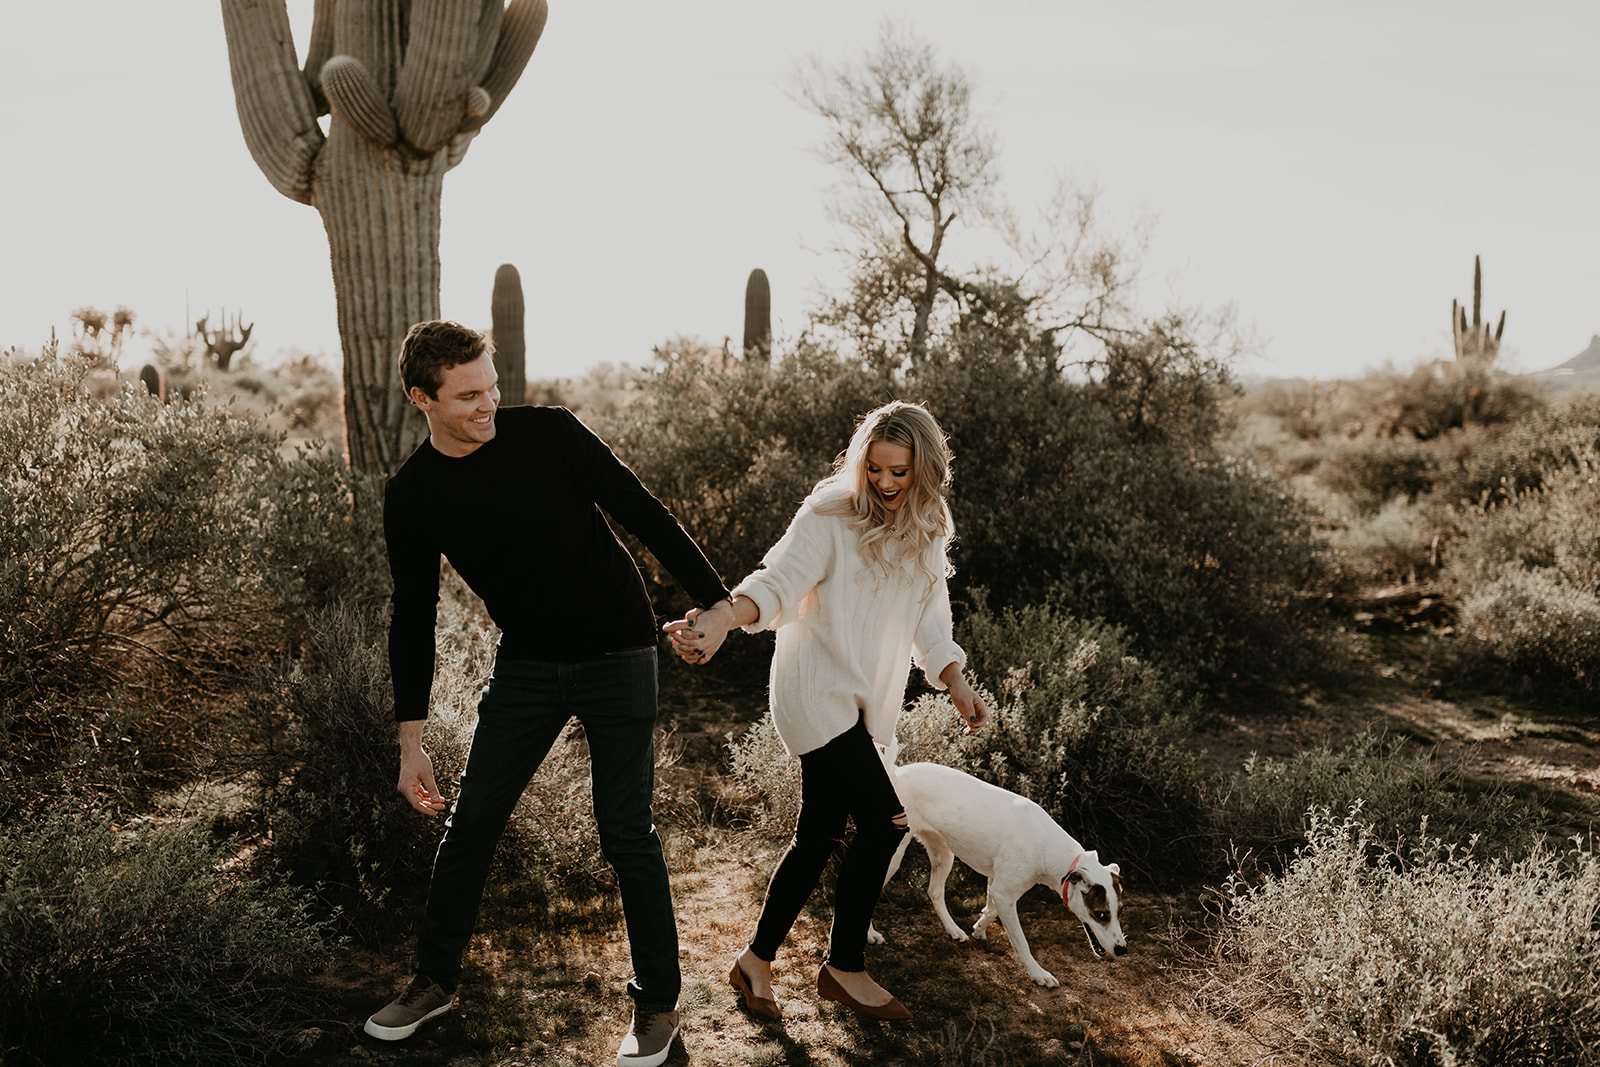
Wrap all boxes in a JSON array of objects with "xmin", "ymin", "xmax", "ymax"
[{"xmin": 749, "ymin": 713, "xmax": 908, "ymax": 972}]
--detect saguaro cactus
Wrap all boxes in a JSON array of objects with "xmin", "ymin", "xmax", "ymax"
[
  {"xmin": 220, "ymin": 0, "xmax": 549, "ymax": 473},
  {"xmin": 491, "ymin": 263, "xmax": 526, "ymax": 405},
  {"xmin": 743, "ymin": 268, "xmax": 771, "ymax": 363},
  {"xmin": 1451, "ymin": 255, "xmax": 1505, "ymax": 368},
  {"xmin": 197, "ymin": 309, "xmax": 254, "ymax": 371}
]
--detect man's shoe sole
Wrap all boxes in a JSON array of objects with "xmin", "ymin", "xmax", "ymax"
[{"xmin": 362, "ymin": 999, "xmax": 453, "ymax": 1041}]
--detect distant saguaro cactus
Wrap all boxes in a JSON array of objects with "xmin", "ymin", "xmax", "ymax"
[
  {"xmin": 1451, "ymin": 255, "xmax": 1505, "ymax": 368},
  {"xmin": 743, "ymin": 268, "xmax": 771, "ymax": 363},
  {"xmin": 220, "ymin": 0, "xmax": 549, "ymax": 473},
  {"xmin": 197, "ymin": 309, "xmax": 254, "ymax": 371},
  {"xmin": 491, "ymin": 263, "xmax": 526, "ymax": 406}
]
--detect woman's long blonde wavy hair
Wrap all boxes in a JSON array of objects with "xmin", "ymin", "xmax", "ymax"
[{"xmin": 809, "ymin": 401, "xmax": 954, "ymax": 587}]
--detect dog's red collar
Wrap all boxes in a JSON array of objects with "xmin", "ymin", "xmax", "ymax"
[{"xmin": 1061, "ymin": 853, "xmax": 1082, "ymax": 905}]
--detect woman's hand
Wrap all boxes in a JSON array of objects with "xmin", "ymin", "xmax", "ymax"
[{"xmin": 942, "ymin": 665, "xmax": 989, "ymax": 735}]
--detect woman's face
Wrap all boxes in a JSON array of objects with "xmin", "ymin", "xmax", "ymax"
[{"xmin": 864, "ymin": 439, "xmax": 915, "ymax": 511}]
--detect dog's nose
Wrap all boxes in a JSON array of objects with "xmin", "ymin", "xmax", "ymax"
[{"xmin": 1114, "ymin": 944, "xmax": 1127, "ymax": 957}]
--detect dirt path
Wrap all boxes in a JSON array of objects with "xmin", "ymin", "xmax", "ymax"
[{"xmin": 299, "ymin": 669, "xmax": 1598, "ymax": 1067}]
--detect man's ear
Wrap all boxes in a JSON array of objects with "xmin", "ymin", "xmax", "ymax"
[{"xmin": 408, "ymin": 385, "xmax": 433, "ymax": 411}]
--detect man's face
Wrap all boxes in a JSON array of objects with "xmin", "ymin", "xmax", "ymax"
[{"xmin": 410, "ymin": 352, "xmax": 500, "ymax": 457}]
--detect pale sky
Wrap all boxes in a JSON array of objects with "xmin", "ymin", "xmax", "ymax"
[{"xmin": 2, "ymin": 2, "xmax": 1595, "ymax": 381}]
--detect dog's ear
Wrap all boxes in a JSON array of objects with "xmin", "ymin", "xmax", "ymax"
[
  {"xmin": 1067, "ymin": 869, "xmax": 1085, "ymax": 886},
  {"xmin": 1107, "ymin": 862, "xmax": 1120, "ymax": 875}
]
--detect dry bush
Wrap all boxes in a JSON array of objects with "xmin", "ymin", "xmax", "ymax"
[
  {"xmin": 1205, "ymin": 733, "xmax": 1544, "ymax": 877},
  {"xmin": 0, "ymin": 812, "xmax": 336, "ymax": 1067},
  {"xmin": 1442, "ymin": 456, "xmax": 1600, "ymax": 702},
  {"xmin": 0, "ymin": 349, "xmax": 383, "ymax": 815},
  {"xmin": 1202, "ymin": 806, "xmax": 1600, "ymax": 1066}
]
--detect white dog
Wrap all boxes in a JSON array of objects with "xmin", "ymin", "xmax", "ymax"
[{"xmin": 868, "ymin": 760, "xmax": 1127, "ymax": 988}]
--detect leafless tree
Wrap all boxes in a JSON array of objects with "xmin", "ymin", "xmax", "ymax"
[{"xmin": 796, "ymin": 22, "xmax": 998, "ymax": 370}]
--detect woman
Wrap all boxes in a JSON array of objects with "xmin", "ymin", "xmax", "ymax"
[{"xmin": 667, "ymin": 400, "xmax": 987, "ymax": 1021}]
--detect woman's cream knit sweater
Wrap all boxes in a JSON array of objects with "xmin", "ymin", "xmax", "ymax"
[{"xmin": 732, "ymin": 489, "xmax": 966, "ymax": 757}]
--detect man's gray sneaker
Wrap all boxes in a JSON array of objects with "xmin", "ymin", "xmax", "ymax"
[
  {"xmin": 616, "ymin": 1007, "xmax": 679, "ymax": 1067},
  {"xmin": 364, "ymin": 973, "xmax": 454, "ymax": 1041}
]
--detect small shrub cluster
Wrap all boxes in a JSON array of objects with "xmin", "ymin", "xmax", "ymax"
[
  {"xmin": 1312, "ymin": 435, "xmax": 1440, "ymax": 514},
  {"xmin": 1443, "ymin": 455, "xmax": 1600, "ymax": 702},
  {"xmin": 1431, "ymin": 391, "xmax": 1600, "ymax": 506},
  {"xmin": 0, "ymin": 811, "xmax": 336, "ymax": 1067},
  {"xmin": 0, "ymin": 350, "xmax": 385, "ymax": 815},
  {"xmin": 1206, "ymin": 733, "xmax": 1544, "ymax": 875},
  {"xmin": 1203, "ymin": 807, "xmax": 1600, "ymax": 1066}
]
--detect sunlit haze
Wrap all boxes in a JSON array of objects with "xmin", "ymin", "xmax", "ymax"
[{"xmin": 2, "ymin": 1, "xmax": 1594, "ymax": 381}]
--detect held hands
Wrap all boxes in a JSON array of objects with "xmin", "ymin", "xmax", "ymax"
[{"xmin": 663, "ymin": 600, "xmax": 735, "ymax": 665}]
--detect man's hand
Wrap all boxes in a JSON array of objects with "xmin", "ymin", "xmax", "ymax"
[
  {"xmin": 663, "ymin": 597, "xmax": 749, "ymax": 665},
  {"xmin": 398, "ymin": 720, "xmax": 449, "ymax": 816}
]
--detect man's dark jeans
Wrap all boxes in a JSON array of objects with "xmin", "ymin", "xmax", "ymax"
[{"xmin": 413, "ymin": 648, "xmax": 678, "ymax": 1010}]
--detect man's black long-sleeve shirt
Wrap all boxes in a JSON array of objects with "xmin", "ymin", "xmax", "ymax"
[{"xmin": 383, "ymin": 405, "xmax": 729, "ymax": 721}]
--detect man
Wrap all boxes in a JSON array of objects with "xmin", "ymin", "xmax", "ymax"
[{"xmin": 364, "ymin": 320, "xmax": 730, "ymax": 1067}]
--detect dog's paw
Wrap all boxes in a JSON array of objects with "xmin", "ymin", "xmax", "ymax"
[
  {"xmin": 968, "ymin": 926, "xmax": 988, "ymax": 942},
  {"xmin": 866, "ymin": 924, "xmax": 886, "ymax": 945},
  {"xmin": 945, "ymin": 928, "xmax": 969, "ymax": 943},
  {"xmin": 1029, "ymin": 970, "xmax": 1059, "ymax": 988}
]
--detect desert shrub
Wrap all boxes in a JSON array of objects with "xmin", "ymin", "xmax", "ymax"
[
  {"xmin": 1431, "ymin": 391, "xmax": 1600, "ymax": 507},
  {"xmin": 1322, "ymin": 495, "xmax": 1444, "ymax": 589},
  {"xmin": 0, "ymin": 350, "xmax": 388, "ymax": 813},
  {"xmin": 600, "ymin": 341, "xmax": 889, "ymax": 590},
  {"xmin": 0, "ymin": 810, "xmax": 336, "ymax": 1067},
  {"xmin": 236, "ymin": 586, "xmax": 683, "ymax": 935},
  {"xmin": 1203, "ymin": 807, "xmax": 1600, "ymax": 1066},
  {"xmin": 909, "ymin": 350, "xmax": 1327, "ymax": 698},
  {"xmin": 228, "ymin": 601, "xmax": 460, "ymax": 935},
  {"xmin": 1451, "ymin": 569, "xmax": 1600, "ymax": 704},
  {"xmin": 1356, "ymin": 359, "xmax": 1540, "ymax": 442},
  {"xmin": 611, "ymin": 339, "xmax": 1327, "ymax": 700},
  {"xmin": 1442, "ymin": 457, "xmax": 1600, "ymax": 701},
  {"xmin": 1312, "ymin": 435, "xmax": 1441, "ymax": 514},
  {"xmin": 1206, "ymin": 733, "xmax": 1544, "ymax": 875},
  {"xmin": 915, "ymin": 591, "xmax": 1210, "ymax": 879}
]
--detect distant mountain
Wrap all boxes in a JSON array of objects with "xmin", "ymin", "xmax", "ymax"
[{"xmin": 1521, "ymin": 335, "xmax": 1600, "ymax": 395}]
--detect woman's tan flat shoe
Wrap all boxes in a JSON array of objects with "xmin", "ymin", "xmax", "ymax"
[
  {"xmin": 729, "ymin": 960, "xmax": 782, "ymax": 1019},
  {"xmin": 816, "ymin": 965, "xmax": 910, "ymax": 1021}
]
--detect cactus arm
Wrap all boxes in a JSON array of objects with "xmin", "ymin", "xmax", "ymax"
[
  {"xmin": 1495, "ymin": 310, "xmax": 1506, "ymax": 343},
  {"xmin": 322, "ymin": 55, "xmax": 400, "ymax": 146},
  {"xmin": 335, "ymin": 0, "xmax": 404, "ymax": 91},
  {"xmin": 394, "ymin": 0, "xmax": 482, "ymax": 153},
  {"xmin": 472, "ymin": 0, "xmax": 505, "ymax": 83},
  {"xmin": 220, "ymin": 0, "xmax": 325, "ymax": 206},
  {"xmin": 302, "ymin": 0, "xmax": 337, "ymax": 115},
  {"xmin": 465, "ymin": 0, "xmax": 549, "ymax": 132},
  {"xmin": 1471, "ymin": 254, "xmax": 1483, "ymax": 328}
]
